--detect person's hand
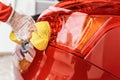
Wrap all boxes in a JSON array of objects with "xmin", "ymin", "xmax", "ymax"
[
  {"xmin": 9, "ymin": 11, "xmax": 36, "ymax": 41},
  {"xmin": 14, "ymin": 42, "xmax": 36, "ymax": 62},
  {"xmin": 13, "ymin": 43, "xmax": 36, "ymax": 73}
]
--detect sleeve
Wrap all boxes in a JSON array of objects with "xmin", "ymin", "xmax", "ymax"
[{"xmin": 0, "ymin": 2, "xmax": 13, "ymax": 22}]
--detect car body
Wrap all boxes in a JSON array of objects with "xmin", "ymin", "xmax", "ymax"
[{"xmin": 22, "ymin": 1, "xmax": 120, "ymax": 80}]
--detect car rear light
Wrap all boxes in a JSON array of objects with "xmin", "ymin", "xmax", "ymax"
[
  {"xmin": 56, "ymin": 13, "xmax": 109, "ymax": 50},
  {"xmin": 76, "ymin": 15, "xmax": 109, "ymax": 50},
  {"xmin": 37, "ymin": 1, "xmax": 120, "ymax": 57}
]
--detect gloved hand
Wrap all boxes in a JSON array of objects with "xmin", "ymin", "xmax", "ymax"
[
  {"xmin": 14, "ymin": 42, "xmax": 36, "ymax": 62},
  {"xmin": 9, "ymin": 11, "xmax": 36, "ymax": 41},
  {"xmin": 0, "ymin": 2, "xmax": 36, "ymax": 41},
  {"xmin": 13, "ymin": 43, "xmax": 36, "ymax": 73}
]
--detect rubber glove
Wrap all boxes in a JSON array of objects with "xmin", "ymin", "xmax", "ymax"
[
  {"xmin": 0, "ymin": 2, "xmax": 36, "ymax": 41},
  {"xmin": 9, "ymin": 11, "xmax": 36, "ymax": 41}
]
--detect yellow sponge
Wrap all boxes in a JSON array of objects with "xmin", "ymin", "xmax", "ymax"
[
  {"xmin": 30, "ymin": 21, "xmax": 51, "ymax": 50},
  {"xmin": 9, "ymin": 21, "xmax": 51, "ymax": 51},
  {"xmin": 9, "ymin": 31, "xmax": 23, "ymax": 44}
]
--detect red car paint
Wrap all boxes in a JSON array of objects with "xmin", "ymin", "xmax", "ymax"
[
  {"xmin": 22, "ymin": 46, "xmax": 119, "ymax": 80},
  {"xmin": 22, "ymin": 1, "xmax": 120, "ymax": 80}
]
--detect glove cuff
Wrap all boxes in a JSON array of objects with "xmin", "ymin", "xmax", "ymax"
[
  {"xmin": 9, "ymin": 11, "xmax": 24, "ymax": 30},
  {"xmin": 6, "ymin": 7, "xmax": 14, "ymax": 23}
]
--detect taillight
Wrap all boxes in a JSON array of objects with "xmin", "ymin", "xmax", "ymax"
[
  {"xmin": 76, "ymin": 15, "xmax": 109, "ymax": 50},
  {"xmin": 56, "ymin": 13, "xmax": 110, "ymax": 52},
  {"xmin": 37, "ymin": 1, "xmax": 120, "ymax": 57}
]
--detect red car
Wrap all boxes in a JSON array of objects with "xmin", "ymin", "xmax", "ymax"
[{"xmin": 22, "ymin": 1, "xmax": 120, "ymax": 80}]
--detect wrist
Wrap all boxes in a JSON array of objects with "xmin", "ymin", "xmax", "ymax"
[
  {"xmin": 9, "ymin": 11, "xmax": 24, "ymax": 30},
  {"xmin": 6, "ymin": 8, "xmax": 14, "ymax": 23}
]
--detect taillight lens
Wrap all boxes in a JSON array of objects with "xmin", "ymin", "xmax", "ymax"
[
  {"xmin": 56, "ymin": 13, "xmax": 109, "ymax": 50},
  {"xmin": 37, "ymin": 1, "xmax": 120, "ymax": 57}
]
